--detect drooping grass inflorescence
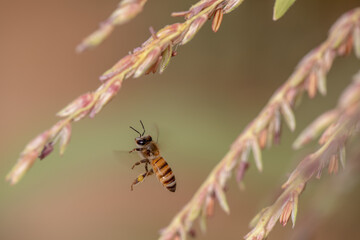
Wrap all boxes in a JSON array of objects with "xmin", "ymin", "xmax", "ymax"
[
  {"xmin": 159, "ymin": 8, "xmax": 360, "ymax": 240},
  {"xmin": 289, "ymin": 150, "xmax": 360, "ymax": 240},
  {"xmin": 76, "ymin": 0, "xmax": 243, "ymax": 52},
  {"xmin": 245, "ymin": 71, "xmax": 360, "ymax": 240},
  {"xmin": 76, "ymin": 0, "xmax": 149, "ymax": 53},
  {"xmin": 6, "ymin": 0, "xmax": 245, "ymax": 184}
]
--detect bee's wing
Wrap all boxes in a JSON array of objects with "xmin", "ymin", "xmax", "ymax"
[
  {"xmin": 113, "ymin": 149, "xmax": 140, "ymax": 163},
  {"xmin": 153, "ymin": 123, "xmax": 160, "ymax": 144},
  {"xmin": 149, "ymin": 123, "xmax": 170, "ymax": 150}
]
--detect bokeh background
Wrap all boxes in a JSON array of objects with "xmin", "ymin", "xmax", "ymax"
[{"xmin": 1, "ymin": 0, "xmax": 360, "ymax": 239}]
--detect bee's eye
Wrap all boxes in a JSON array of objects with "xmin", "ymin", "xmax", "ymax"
[
  {"xmin": 148, "ymin": 136, "xmax": 152, "ymax": 141},
  {"xmin": 137, "ymin": 140, "xmax": 145, "ymax": 145}
]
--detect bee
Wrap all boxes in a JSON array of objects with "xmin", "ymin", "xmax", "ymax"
[{"xmin": 129, "ymin": 121, "xmax": 176, "ymax": 192}]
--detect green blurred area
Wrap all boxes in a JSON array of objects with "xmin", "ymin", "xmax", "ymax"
[{"xmin": 1, "ymin": 0, "xmax": 360, "ymax": 239}]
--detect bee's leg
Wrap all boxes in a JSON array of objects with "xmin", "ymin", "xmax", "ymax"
[
  {"xmin": 129, "ymin": 148, "xmax": 144, "ymax": 153},
  {"xmin": 131, "ymin": 159, "xmax": 149, "ymax": 169},
  {"xmin": 130, "ymin": 169, "xmax": 154, "ymax": 191}
]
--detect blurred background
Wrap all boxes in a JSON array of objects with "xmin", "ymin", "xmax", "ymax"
[{"xmin": 1, "ymin": 0, "xmax": 360, "ymax": 239}]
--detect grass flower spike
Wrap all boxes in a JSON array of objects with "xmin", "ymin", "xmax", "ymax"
[
  {"xmin": 159, "ymin": 8, "xmax": 360, "ymax": 240},
  {"xmin": 7, "ymin": 0, "xmax": 245, "ymax": 185},
  {"xmin": 245, "ymin": 71, "xmax": 360, "ymax": 240},
  {"xmin": 76, "ymin": 0, "xmax": 148, "ymax": 52}
]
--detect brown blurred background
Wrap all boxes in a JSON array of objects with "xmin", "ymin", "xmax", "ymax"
[{"xmin": 1, "ymin": 0, "xmax": 360, "ymax": 239}]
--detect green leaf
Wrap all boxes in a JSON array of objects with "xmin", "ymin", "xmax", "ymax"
[{"xmin": 273, "ymin": 0, "xmax": 296, "ymax": 20}]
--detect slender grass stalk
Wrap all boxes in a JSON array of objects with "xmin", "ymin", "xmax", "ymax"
[
  {"xmin": 159, "ymin": 8, "xmax": 360, "ymax": 240},
  {"xmin": 76, "ymin": 0, "xmax": 244, "ymax": 52},
  {"xmin": 76, "ymin": 0, "xmax": 148, "ymax": 53},
  {"xmin": 6, "ymin": 0, "xmax": 245, "ymax": 184},
  {"xmin": 245, "ymin": 71, "xmax": 360, "ymax": 240}
]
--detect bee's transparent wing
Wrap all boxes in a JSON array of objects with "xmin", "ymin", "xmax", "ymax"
[
  {"xmin": 113, "ymin": 149, "xmax": 140, "ymax": 164},
  {"xmin": 153, "ymin": 123, "xmax": 160, "ymax": 144}
]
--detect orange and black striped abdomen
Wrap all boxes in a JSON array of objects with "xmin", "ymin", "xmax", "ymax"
[{"xmin": 151, "ymin": 157, "xmax": 176, "ymax": 192}]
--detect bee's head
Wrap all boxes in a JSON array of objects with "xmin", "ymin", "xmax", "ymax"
[
  {"xmin": 135, "ymin": 135, "xmax": 152, "ymax": 146},
  {"xmin": 130, "ymin": 120, "xmax": 152, "ymax": 146}
]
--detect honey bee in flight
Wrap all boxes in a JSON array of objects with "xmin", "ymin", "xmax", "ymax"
[{"xmin": 129, "ymin": 121, "xmax": 176, "ymax": 192}]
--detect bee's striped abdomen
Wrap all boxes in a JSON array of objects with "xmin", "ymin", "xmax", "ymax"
[{"xmin": 152, "ymin": 157, "xmax": 176, "ymax": 192}]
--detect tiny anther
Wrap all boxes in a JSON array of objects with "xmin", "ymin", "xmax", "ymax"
[{"xmin": 212, "ymin": 9, "xmax": 223, "ymax": 33}]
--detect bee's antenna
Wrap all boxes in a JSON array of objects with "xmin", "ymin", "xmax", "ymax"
[
  {"xmin": 130, "ymin": 126, "xmax": 141, "ymax": 137},
  {"xmin": 140, "ymin": 120, "xmax": 146, "ymax": 136}
]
